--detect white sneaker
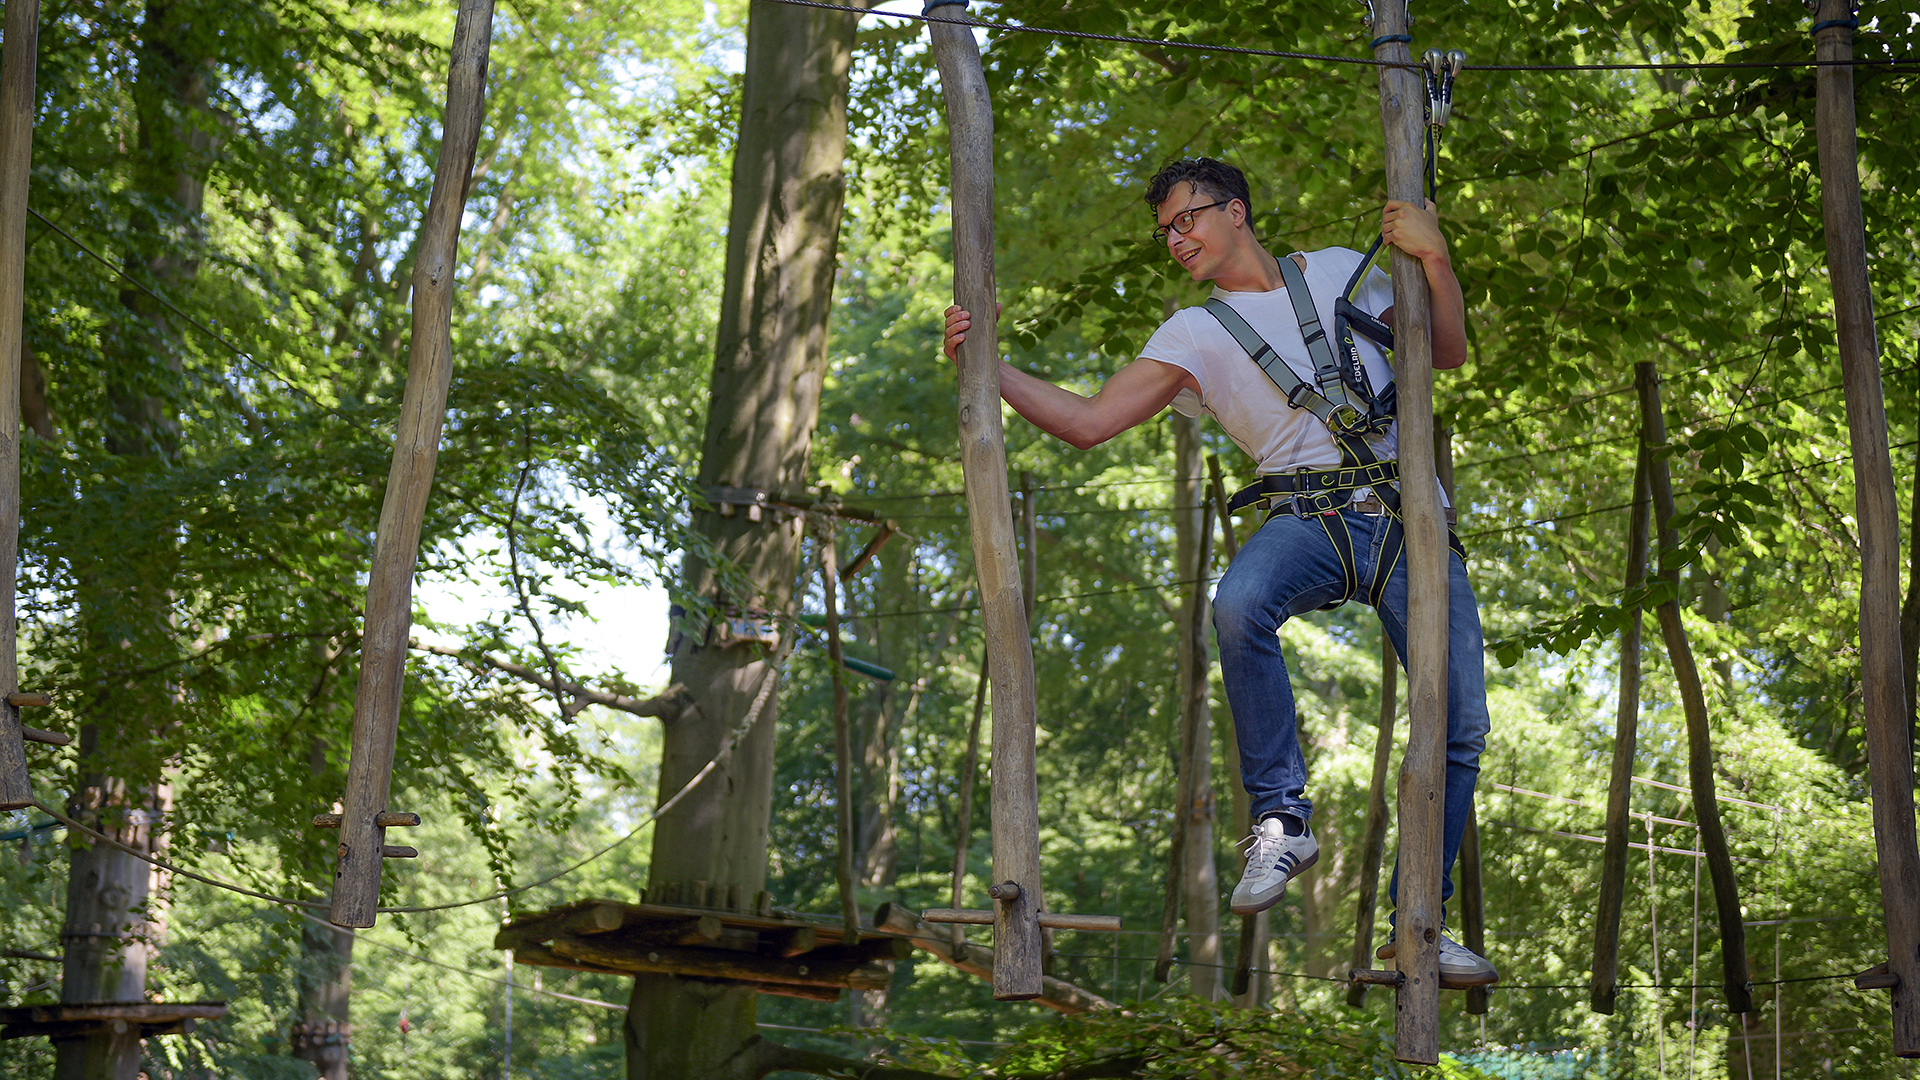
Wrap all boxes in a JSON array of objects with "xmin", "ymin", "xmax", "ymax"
[
  {"xmin": 1229, "ymin": 816, "xmax": 1318, "ymax": 915},
  {"xmin": 1375, "ymin": 932, "xmax": 1500, "ymax": 988}
]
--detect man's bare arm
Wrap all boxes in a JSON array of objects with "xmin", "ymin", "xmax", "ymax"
[{"xmin": 944, "ymin": 305, "xmax": 1198, "ymax": 449}]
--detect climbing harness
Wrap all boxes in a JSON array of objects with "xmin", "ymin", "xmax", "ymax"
[{"xmin": 1207, "ymin": 46, "xmax": 1466, "ymax": 611}]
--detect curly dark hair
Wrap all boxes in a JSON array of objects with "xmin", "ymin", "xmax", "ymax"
[{"xmin": 1144, "ymin": 158, "xmax": 1252, "ymax": 216}]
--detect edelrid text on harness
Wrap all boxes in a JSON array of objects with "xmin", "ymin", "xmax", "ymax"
[{"xmin": 1204, "ymin": 249, "xmax": 1463, "ymax": 611}]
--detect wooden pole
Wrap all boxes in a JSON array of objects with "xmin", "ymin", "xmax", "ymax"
[
  {"xmin": 1347, "ymin": 632, "xmax": 1399, "ymax": 1008},
  {"xmin": 1371, "ymin": 1, "xmax": 1445, "ymax": 1061},
  {"xmin": 1206, "ymin": 455, "xmax": 1240, "ymax": 561},
  {"xmin": 1812, "ymin": 0, "xmax": 1920, "ymax": 1054},
  {"xmin": 1592, "ymin": 441, "xmax": 1652, "ymax": 1015},
  {"xmin": 1636, "ymin": 360, "xmax": 1752, "ymax": 1014},
  {"xmin": 1022, "ymin": 472, "xmax": 1056, "ymax": 976},
  {"xmin": 1459, "ymin": 803, "xmax": 1487, "ymax": 1015},
  {"xmin": 926, "ymin": 2, "xmax": 1044, "ymax": 1001},
  {"xmin": 0, "ymin": 0, "xmax": 38, "ymax": 813},
  {"xmin": 949, "ymin": 650, "xmax": 987, "ymax": 962},
  {"xmin": 329, "ymin": 0, "xmax": 494, "ymax": 927},
  {"xmin": 1435, "ymin": 423, "xmax": 1487, "ymax": 1016},
  {"xmin": 1152, "ymin": 495, "xmax": 1213, "ymax": 983},
  {"xmin": 819, "ymin": 515, "xmax": 861, "ymax": 946}
]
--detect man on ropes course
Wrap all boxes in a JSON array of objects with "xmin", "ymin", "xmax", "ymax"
[{"xmin": 942, "ymin": 157, "xmax": 1496, "ymax": 987}]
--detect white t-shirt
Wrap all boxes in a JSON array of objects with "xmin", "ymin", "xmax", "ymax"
[{"xmin": 1141, "ymin": 247, "xmax": 1399, "ymax": 489}]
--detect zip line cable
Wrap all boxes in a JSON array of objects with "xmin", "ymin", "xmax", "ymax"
[
  {"xmin": 760, "ymin": 0, "xmax": 1917, "ymax": 74},
  {"xmin": 23, "ymin": 650, "xmax": 785, "ymax": 917}
]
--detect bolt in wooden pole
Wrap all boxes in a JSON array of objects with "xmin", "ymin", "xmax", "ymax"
[
  {"xmin": 329, "ymin": 0, "xmax": 494, "ymax": 928},
  {"xmin": 1637, "ymin": 360, "xmax": 1751, "ymax": 1014},
  {"xmin": 1592, "ymin": 441, "xmax": 1652, "ymax": 1015},
  {"xmin": 0, "ymin": 0, "xmax": 38, "ymax": 813},
  {"xmin": 926, "ymin": 1, "xmax": 1044, "ymax": 1000},
  {"xmin": 1370, "ymin": 0, "xmax": 1444, "ymax": 1062},
  {"xmin": 1812, "ymin": 0, "xmax": 1920, "ymax": 1054}
]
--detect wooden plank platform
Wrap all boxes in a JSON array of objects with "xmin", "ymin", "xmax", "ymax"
[
  {"xmin": 0, "ymin": 1001, "xmax": 227, "ymax": 1041},
  {"xmin": 498, "ymin": 899, "xmax": 910, "ymax": 1003}
]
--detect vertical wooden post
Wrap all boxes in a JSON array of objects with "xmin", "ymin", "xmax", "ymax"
[
  {"xmin": 819, "ymin": 514, "xmax": 861, "ymax": 945},
  {"xmin": 1156, "ymin": 494, "xmax": 1216, "ymax": 987},
  {"xmin": 1459, "ymin": 803, "xmax": 1488, "ymax": 1015},
  {"xmin": 949, "ymin": 650, "xmax": 988, "ymax": 962},
  {"xmin": 1020, "ymin": 472, "xmax": 1056, "ymax": 975},
  {"xmin": 0, "ymin": 0, "xmax": 37, "ymax": 813},
  {"xmin": 1435, "ymin": 424, "xmax": 1487, "ymax": 1016},
  {"xmin": 329, "ymin": 0, "xmax": 494, "ymax": 928},
  {"xmin": 1592, "ymin": 441, "xmax": 1652, "ymax": 1014},
  {"xmin": 1348, "ymin": 633, "xmax": 1399, "ymax": 1008},
  {"xmin": 926, "ymin": 1, "xmax": 1044, "ymax": 1000},
  {"xmin": 1209, "ymin": 454, "xmax": 1267, "ymax": 1007},
  {"xmin": 1371, "ymin": 0, "xmax": 1445, "ymax": 1061},
  {"xmin": 1812, "ymin": 0, "xmax": 1920, "ymax": 1054},
  {"xmin": 1636, "ymin": 360, "xmax": 1752, "ymax": 1014}
]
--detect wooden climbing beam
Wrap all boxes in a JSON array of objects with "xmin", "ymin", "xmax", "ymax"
[
  {"xmin": 1812, "ymin": 0, "xmax": 1920, "ymax": 1055},
  {"xmin": 1370, "ymin": 0, "xmax": 1446, "ymax": 1064},
  {"xmin": 925, "ymin": 0, "xmax": 1046, "ymax": 1001},
  {"xmin": 327, "ymin": 0, "xmax": 494, "ymax": 928},
  {"xmin": 0, "ymin": 0, "xmax": 39, "ymax": 813}
]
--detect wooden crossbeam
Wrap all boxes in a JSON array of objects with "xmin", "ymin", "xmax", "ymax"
[{"xmin": 921, "ymin": 908, "xmax": 1122, "ymax": 933}]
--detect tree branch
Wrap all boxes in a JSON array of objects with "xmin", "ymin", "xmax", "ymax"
[{"xmin": 409, "ymin": 640, "xmax": 694, "ymax": 722}]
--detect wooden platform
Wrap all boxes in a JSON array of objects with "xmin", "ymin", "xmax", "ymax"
[
  {"xmin": 497, "ymin": 899, "xmax": 910, "ymax": 1003},
  {"xmin": 0, "ymin": 1001, "xmax": 227, "ymax": 1041}
]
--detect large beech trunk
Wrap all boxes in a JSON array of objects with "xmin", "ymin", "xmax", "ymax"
[{"xmin": 625, "ymin": 4, "xmax": 860, "ymax": 1076}]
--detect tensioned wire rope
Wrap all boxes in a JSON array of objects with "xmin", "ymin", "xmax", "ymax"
[
  {"xmin": 22, "ymin": 648, "xmax": 786, "ymax": 916},
  {"xmin": 757, "ymin": 0, "xmax": 1918, "ymax": 74}
]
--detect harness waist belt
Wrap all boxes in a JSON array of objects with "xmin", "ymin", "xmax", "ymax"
[
  {"xmin": 1267, "ymin": 496, "xmax": 1458, "ymax": 525},
  {"xmin": 1227, "ymin": 464, "xmax": 1401, "ymax": 514}
]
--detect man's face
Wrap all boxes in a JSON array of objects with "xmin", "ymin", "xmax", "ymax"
[{"xmin": 1154, "ymin": 181, "xmax": 1236, "ymax": 282}]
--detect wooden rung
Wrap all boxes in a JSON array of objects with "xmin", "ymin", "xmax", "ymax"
[
  {"xmin": 312, "ymin": 811, "xmax": 421, "ymax": 829},
  {"xmin": 920, "ymin": 908, "xmax": 1122, "ymax": 932},
  {"xmin": 1349, "ymin": 968, "xmax": 1406, "ymax": 987},
  {"xmin": 7, "ymin": 691, "xmax": 51, "ymax": 707},
  {"xmin": 1856, "ymin": 963, "xmax": 1900, "ymax": 991},
  {"xmin": 380, "ymin": 845, "xmax": 418, "ymax": 859},
  {"xmin": 20, "ymin": 726, "xmax": 70, "ymax": 747},
  {"xmin": 922, "ymin": 908, "xmax": 993, "ymax": 925}
]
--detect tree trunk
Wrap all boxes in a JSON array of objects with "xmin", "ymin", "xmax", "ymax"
[
  {"xmin": 291, "ymin": 918, "xmax": 354, "ymax": 1080},
  {"xmin": 60, "ymin": 3, "xmax": 212, "ymax": 1074},
  {"xmin": 1172, "ymin": 414, "xmax": 1222, "ymax": 1000},
  {"xmin": 627, "ymin": 4, "xmax": 859, "ymax": 1075}
]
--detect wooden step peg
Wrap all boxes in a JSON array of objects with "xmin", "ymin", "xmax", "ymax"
[
  {"xmin": 20, "ymin": 726, "xmax": 70, "ymax": 747},
  {"xmin": 381, "ymin": 845, "xmax": 418, "ymax": 859},
  {"xmin": 7, "ymin": 691, "xmax": 51, "ymax": 707}
]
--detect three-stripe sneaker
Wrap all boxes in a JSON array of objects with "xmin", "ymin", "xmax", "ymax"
[{"xmin": 1229, "ymin": 814, "xmax": 1318, "ymax": 914}]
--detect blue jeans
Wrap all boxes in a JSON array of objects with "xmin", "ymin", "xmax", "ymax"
[{"xmin": 1212, "ymin": 508, "xmax": 1490, "ymax": 910}]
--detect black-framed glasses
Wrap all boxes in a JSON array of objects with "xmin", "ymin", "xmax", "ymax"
[{"xmin": 1152, "ymin": 200, "xmax": 1230, "ymax": 243}]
